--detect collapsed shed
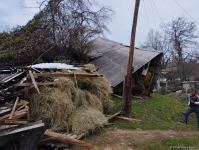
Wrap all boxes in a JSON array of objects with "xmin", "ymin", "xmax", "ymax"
[
  {"xmin": 90, "ymin": 37, "xmax": 163, "ymax": 96},
  {"xmin": 0, "ymin": 63, "xmax": 112, "ymax": 149}
]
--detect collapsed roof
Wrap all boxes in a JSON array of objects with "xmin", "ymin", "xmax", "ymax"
[{"xmin": 90, "ymin": 37, "xmax": 163, "ymax": 87}]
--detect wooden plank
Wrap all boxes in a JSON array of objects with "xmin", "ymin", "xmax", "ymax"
[
  {"xmin": 0, "ymin": 109, "xmax": 27, "ymax": 121},
  {"xmin": 25, "ymin": 106, "xmax": 30, "ymax": 121},
  {"xmin": 70, "ymin": 134, "xmax": 78, "ymax": 139},
  {"xmin": 33, "ymin": 72, "xmax": 102, "ymax": 78},
  {"xmin": 16, "ymin": 102, "xmax": 29, "ymax": 111},
  {"xmin": 107, "ymin": 111, "xmax": 121, "ymax": 121},
  {"xmin": 1, "ymin": 72, "xmax": 24, "ymax": 83},
  {"xmin": 112, "ymin": 94, "xmax": 145, "ymax": 100},
  {"xmin": 9, "ymin": 97, "xmax": 19, "ymax": 119},
  {"xmin": 117, "ymin": 116, "xmax": 142, "ymax": 122},
  {"xmin": 29, "ymin": 70, "xmax": 40, "ymax": 94},
  {"xmin": 10, "ymin": 111, "xmax": 27, "ymax": 120},
  {"xmin": 67, "ymin": 134, "xmax": 72, "ymax": 137},
  {"xmin": 0, "ymin": 121, "xmax": 45, "ymax": 136},
  {"xmin": 16, "ymin": 82, "xmax": 60, "ymax": 87},
  {"xmin": 2, "ymin": 119, "xmax": 28, "ymax": 125},
  {"xmin": 112, "ymin": 94, "xmax": 122, "ymax": 99},
  {"xmin": 132, "ymin": 95, "xmax": 145, "ymax": 99},
  {"xmin": 76, "ymin": 133, "xmax": 86, "ymax": 140},
  {"xmin": 44, "ymin": 130, "xmax": 93, "ymax": 149},
  {"xmin": 0, "ymin": 108, "xmax": 11, "ymax": 115},
  {"xmin": 73, "ymin": 73, "xmax": 78, "ymax": 88}
]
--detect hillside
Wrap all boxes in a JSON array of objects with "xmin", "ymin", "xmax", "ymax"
[
  {"xmin": 110, "ymin": 94, "xmax": 198, "ymax": 131},
  {"xmin": 83, "ymin": 94, "xmax": 199, "ymax": 150}
]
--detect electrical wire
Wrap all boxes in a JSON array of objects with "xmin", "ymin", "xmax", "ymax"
[
  {"xmin": 173, "ymin": 0, "xmax": 199, "ymax": 25},
  {"xmin": 143, "ymin": 0, "xmax": 152, "ymax": 29},
  {"xmin": 151, "ymin": 0, "xmax": 164, "ymax": 23},
  {"xmin": 148, "ymin": 0, "xmax": 158, "ymax": 29}
]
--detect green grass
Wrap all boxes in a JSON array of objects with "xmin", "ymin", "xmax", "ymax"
[
  {"xmin": 110, "ymin": 94, "xmax": 198, "ymax": 130},
  {"xmin": 140, "ymin": 137, "xmax": 199, "ymax": 150}
]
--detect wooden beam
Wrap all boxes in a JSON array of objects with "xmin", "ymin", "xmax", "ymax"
[
  {"xmin": 117, "ymin": 116, "xmax": 142, "ymax": 122},
  {"xmin": 73, "ymin": 73, "xmax": 78, "ymax": 88},
  {"xmin": 0, "ymin": 121, "xmax": 45, "ymax": 136},
  {"xmin": 1, "ymin": 119, "xmax": 28, "ymax": 125},
  {"xmin": 29, "ymin": 70, "xmax": 40, "ymax": 94},
  {"xmin": 15, "ymin": 82, "xmax": 61, "ymax": 87},
  {"xmin": 44, "ymin": 130, "xmax": 93, "ymax": 149},
  {"xmin": 16, "ymin": 102, "xmax": 29, "ymax": 111},
  {"xmin": 107, "ymin": 111, "xmax": 121, "ymax": 121},
  {"xmin": 9, "ymin": 111, "xmax": 27, "ymax": 120},
  {"xmin": 9, "ymin": 97, "xmax": 19, "ymax": 119},
  {"xmin": 0, "ymin": 109, "xmax": 27, "ymax": 121},
  {"xmin": 32, "ymin": 72, "xmax": 102, "ymax": 78}
]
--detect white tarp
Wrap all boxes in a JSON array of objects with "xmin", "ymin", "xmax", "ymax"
[{"xmin": 30, "ymin": 63, "xmax": 79, "ymax": 70}]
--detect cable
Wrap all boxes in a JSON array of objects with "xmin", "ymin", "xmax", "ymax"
[
  {"xmin": 151, "ymin": 0, "xmax": 164, "ymax": 23},
  {"xmin": 148, "ymin": 0, "xmax": 158, "ymax": 28},
  {"xmin": 143, "ymin": 0, "xmax": 152, "ymax": 29},
  {"xmin": 173, "ymin": 0, "xmax": 199, "ymax": 25}
]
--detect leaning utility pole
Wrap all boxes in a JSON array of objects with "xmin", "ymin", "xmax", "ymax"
[{"xmin": 122, "ymin": 0, "xmax": 141, "ymax": 117}]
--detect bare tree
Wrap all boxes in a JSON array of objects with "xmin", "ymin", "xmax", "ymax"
[
  {"xmin": 0, "ymin": 0, "xmax": 112, "ymax": 67},
  {"xmin": 163, "ymin": 17, "xmax": 198, "ymax": 81},
  {"xmin": 142, "ymin": 29, "xmax": 163, "ymax": 51},
  {"xmin": 38, "ymin": 0, "xmax": 112, "ymax": 62},
  {"xmin": 141, "ymin": 29, "xmax": 171, "ymax": 68}
]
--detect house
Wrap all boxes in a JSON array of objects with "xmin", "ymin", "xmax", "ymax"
[{"xmin": 90, "ymin": 37, "xmax": 163, "ymax": 96}]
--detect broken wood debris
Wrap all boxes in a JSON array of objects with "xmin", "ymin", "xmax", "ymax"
[
  {"xmin": 107, "ymin": 111, "xmax": 121, "ymax": 121},
  {"xmin": 117, "ymin": 116, "xmax": 142, "ymax": 122},
  {"xmin": 45, "ymin": 130, "xmax": 93, "ymax": 149},
  {"xmin": 29, "ymin": 70, "xmax": 40, "ymax": 94},
  {"xmin": 106, "ymin": 111, "xmax": 141, "ymax": 123},
  {"xmin": 32, "ymin": 72, "xmax": 102, "ymax": 78},
  {"xmin": 9, "ymin": 97, "xmax": 19, "ymax": 119},
  {"xmin": 0, "ymin": 64, "xmax": 103, "ymax": 149}
]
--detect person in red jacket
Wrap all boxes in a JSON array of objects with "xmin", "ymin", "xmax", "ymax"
[{"xmin": 184, "ymin": 89, "xmax": 199, "ymax": 127}]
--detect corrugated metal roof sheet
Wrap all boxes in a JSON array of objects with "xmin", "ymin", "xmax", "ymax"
[{"xmin": 90, "ymin": 37, "xmax": 163, "ymax": 87}]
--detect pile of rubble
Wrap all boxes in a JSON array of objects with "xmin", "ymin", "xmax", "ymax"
[{"xmin": 0, "ymin": 63, "xmax": 113, "ymax": 149}]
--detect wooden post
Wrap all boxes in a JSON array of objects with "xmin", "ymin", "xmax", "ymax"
[{"xmin": 122, "ymin": 0, "xmax": 141, "ymax": 117}]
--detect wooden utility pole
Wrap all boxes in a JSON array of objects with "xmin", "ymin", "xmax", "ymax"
[{"xmin": 122, "ymin": 0, "xmax": 141, "ymax": 117}]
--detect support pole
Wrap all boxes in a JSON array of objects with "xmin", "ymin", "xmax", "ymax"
[{"xmin": 122, "ymin": 0, "xmax": 141, "ymax": 117}]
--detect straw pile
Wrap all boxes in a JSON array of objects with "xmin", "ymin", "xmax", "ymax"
[
  {"xmin": 29, "ymin": 69, "xmax": 112, "ymax": 134},
  {"xmin": 70, "ymin": 107, "xmax": 107, "ymax": 134}
]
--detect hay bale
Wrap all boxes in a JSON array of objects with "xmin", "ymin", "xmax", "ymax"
[
  {"xmin": 30, "ymin": 87, "xmax": 74, "ymax": 131},
  {"xmin": 29, "ymin": 67, "xmax": 112, "ymax": 134},
  {"xmin": 78, "ymin": 77, "xmax": 113, "ymax": 112},
  {"xmin": 84, "ymin": 64, "xmax": 97, "ymax": 72},
  {"xmin": 73, "ymin": 90, "xmax": 103, "ymax": 111},
  {"xmin": 70, "ymin": 107, "xmax": 107, "ymax": 134},
  {"xmin": 56, "ymin": 78, "xmax": 76, "ymax": 94}
]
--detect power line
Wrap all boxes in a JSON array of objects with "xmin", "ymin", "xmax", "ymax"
[
  {"xmin": 143, "ymin": 0, "xmax": 152, "ymax": 29},
  {"xmin": 173, "ymin": 0, "xmax": 199, "ymax": 25},
  {"xmin": 148, "ymin": 0, "xmax": 158, "ymax": 27},
  {"xmin": 151, "ymin": 0, "xmax": 164, "ymax": 23}
]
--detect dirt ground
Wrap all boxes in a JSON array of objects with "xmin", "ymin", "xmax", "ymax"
[{"xmin": 76, "ymin": 128, "xmax": 199, "ymax": 150}]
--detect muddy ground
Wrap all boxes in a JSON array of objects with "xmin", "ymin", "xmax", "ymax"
[{"xmin": 73, "ymin": 128, "xmax": 199, "ymax": 150}]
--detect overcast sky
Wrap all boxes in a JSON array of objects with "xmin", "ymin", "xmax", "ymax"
[{"xmin": 0, "ymin": 0, "xmax": 199, "ymax": 46}]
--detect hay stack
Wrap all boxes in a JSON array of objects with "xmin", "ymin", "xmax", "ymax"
[
  {"xmin": 30, "ymin": 69, "xmax": 112, "ymax": 134},
  {"xmin": 70, "ymin": 107, "xmax": 107, "ymax": 134},
  {"xmin": 30, "ymin": 86, "xmax": 75, "ymax": 131},
  {"xmin": 77, "ymin": 77, "xmax": 113, "ymax": 112}
]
